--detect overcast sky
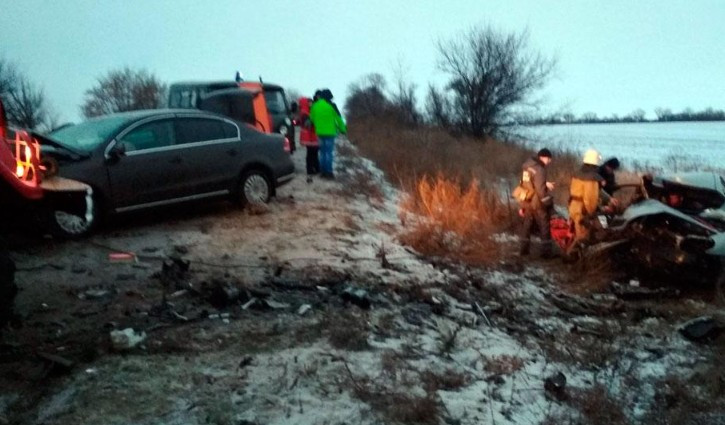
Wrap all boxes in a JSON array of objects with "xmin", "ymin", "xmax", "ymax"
[{"xmin": 2, "ymin": 0, "xmax": 724, "ymax": 123}]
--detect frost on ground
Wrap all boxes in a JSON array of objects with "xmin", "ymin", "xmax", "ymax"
[{"xmin": 1, "ymin": 139, "xmax": 724, "ymax": 424}]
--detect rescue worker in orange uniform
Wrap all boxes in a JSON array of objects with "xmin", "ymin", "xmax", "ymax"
[{"xmin": 568, "ymin": 149, "xmax": 613, "ymax": 252}]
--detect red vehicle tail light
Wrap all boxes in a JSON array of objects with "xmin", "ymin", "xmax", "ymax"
[{"xmin": 12, "ymin": 130, "xmax": 41, "ymax": 186}]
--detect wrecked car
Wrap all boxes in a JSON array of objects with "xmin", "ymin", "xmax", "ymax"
[
  {"xmin": 38, "ymin": 109, "xmax": 295, "ymax": 238},
  {"xmin": 608, "ymin": 172, "xmax": 725, "ymax": 299}
]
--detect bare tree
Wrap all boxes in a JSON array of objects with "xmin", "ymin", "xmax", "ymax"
[
  {"xmin": 0, "ymin": 58, "xmax": 57, "ymax": 131},
  {"xmin": 344, "ymin": 73, "xmax": 390, "ymax": 119},
  {"xmin": 388, "ymin": 59, "xmax": 420, "ymax": 126},
  {"xmin": 436, "ymin": 25, "xmax": 557, "ymax": 139},
  {"xmin": 425, "ymin": 84, "xmax": 453, "ymax": 128},
  {"xmin": 81, "ymin": 67, "xmax": 167, "ymax": 118}
]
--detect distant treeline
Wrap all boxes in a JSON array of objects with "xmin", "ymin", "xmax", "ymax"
[{"xmin": 525, "ymin": 107, "xmax": 725, "ymax": 125}]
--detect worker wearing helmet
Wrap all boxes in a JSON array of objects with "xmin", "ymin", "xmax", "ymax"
[{"xmin": 568, "ymin": 149, "xmax": 613, "ymax": 251}]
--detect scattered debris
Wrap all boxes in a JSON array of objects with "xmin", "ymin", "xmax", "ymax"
[
  {"xmin": 238, "ymin": 356, "xmax": 253, "ymax": 369},
  {"xmin": 37, "ymin": 352, "xmax": 74, "ymax": 370},
  {"xmin": 298, "ymin": 304, "xmax": 312, "ymax": 315},
  {"xmin": 474, "ymin": 301, "xmax": 493, "ymax": 326},
  {"xmin": 544, "ymin": 372, "xmax": 568, "ymax": 401},
  {"xmin": 109, "ymin": 328, "xmax": 147, "ymax": 351},
  {"xmin": 208, "ymin": 281, "xmax": 243, "ymax": 308},
  {"xmin": 173, "ymin": 245, "xmax": 189, "ymax": 255},
  {"xmin": 679, "ymin": 317, "xmax": 723, "ymax": 342},
  {"xmin": 108, "ymin": 252, "xmax": 136, "ymax": 263},
  {"xmin": 80, "ymin": 289, "xmax": 110, "ymax": 300},
  {"xmin": 263, "ymin": 299, "xmax": 290, "ymax": 310},
  {"xmin": 341, "ymin": 286, "xmax": 371, "ymax": 309},
  {"xmin": 610, "ymin": 282, "xmax": 680, "ymax": 300}
]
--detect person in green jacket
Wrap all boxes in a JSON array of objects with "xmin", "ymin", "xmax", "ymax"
[{"xmin": 310, "ymin": 89, "xmax": 347, "ymax": 179}]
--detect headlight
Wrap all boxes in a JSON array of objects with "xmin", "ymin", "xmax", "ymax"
[{"xmin": 279, "ymin": 126, "xmax": 288, "ymax": 136}]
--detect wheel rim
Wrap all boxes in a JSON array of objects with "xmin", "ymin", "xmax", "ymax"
[
  {"xmin": 54, "ymin": 211, "xmax": 92, "ymax": 235},
  {"xmin": 243, "ymin": 174, "xmax": 269, "ymax": 204}
]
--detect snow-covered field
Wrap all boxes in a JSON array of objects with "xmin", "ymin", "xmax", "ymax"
[{"xmin": 516, "ymin": 121, "xmax": 725, "ymax": 171}]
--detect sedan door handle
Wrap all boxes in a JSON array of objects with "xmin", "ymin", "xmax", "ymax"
[{"xmin": 169, "ymin": 157, "xmax": 182, "ymax": 164}]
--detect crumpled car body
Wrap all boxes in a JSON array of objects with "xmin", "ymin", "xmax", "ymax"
[{"xmin": 610, "ymin": 172, "xmax": 725, "ymax": 287}]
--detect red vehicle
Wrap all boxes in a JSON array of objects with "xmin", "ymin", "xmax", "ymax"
[
  {"xmin": 1, "ymin": 97, "xmax": 44, "ymax": 331},
  {"xmin": 0, "ymin": 99, "xmax": 43, "ymax": 201}
]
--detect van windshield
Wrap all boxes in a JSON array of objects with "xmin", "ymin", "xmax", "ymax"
[{"xmin": 263, "ymin": 90, "xmax": 288, "ymax": 115}]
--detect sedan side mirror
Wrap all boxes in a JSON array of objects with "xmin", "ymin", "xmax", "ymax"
[
  {"xmin": 290, "ymin": 101, "xmax": 298, "ymax": 114},
  {"xmin": 107, "ymin": 142, "xmax": 127, "ymax": 162}
]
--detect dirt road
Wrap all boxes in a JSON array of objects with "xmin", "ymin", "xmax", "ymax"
[{"xmin": 1, "ymin": 140, "xmax": 723, "ymax": 424}]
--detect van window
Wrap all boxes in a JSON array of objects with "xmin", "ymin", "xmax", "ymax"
[{"xmin": 168, "ymin": 89, "xmax": 197, "ymax": 109}]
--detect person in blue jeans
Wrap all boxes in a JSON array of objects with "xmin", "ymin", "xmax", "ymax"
[{"xmin": 310, "ymin": 89, "xmax": 347, "ymax": 179}]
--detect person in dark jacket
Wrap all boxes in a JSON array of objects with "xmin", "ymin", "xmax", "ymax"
[
  {"xmin": 597, "ymin": 157, "xmax": 620, "ymax": 196},
  {"xmin": 519, "ymin": 148, "xmax": 555, "ymax": 258}
]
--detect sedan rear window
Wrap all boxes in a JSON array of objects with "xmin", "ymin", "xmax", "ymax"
[{"xmin": 175, "ymin": 118, "xmax": 233, "ymax": 144}]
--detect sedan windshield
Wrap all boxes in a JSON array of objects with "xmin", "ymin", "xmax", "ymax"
[{"xmin": 49, "ymin": 116, "xmax": 130, "ymax": 152}]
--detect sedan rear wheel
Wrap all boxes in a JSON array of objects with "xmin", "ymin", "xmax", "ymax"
[{"xmin": 238, "ymin": 170, "xmax": 271, "ymax": 207}]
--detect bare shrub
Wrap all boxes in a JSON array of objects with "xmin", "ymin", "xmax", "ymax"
[
  {"xmin": 571, "ymin": 384, "xmax": 630, "ymax": 425},
  {"xmin": 641, "ymin": 374, "xmax": 725, "ymax": 425},
  {"xmin": 420, "ymin": 368, "xmax": 470, "ymax": 392},
  {"xmin": 484, "ymin": 355, "xmax": 525, "ymax": 375},
  {"xmin": 327, "ymin": 313, "xmax": 370, "ymax": 351},
  {"xmin": 399, "ymin": 174, "xmax": 508, "ymax": 264}
]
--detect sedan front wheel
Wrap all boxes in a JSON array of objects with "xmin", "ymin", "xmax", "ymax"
[{"xmin": 47, "ymin": 193, "xmax": 99, "ymax": 239}]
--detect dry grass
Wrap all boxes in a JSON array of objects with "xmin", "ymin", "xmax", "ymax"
[
  {"xmin": 349, "ymin": 117, "xmax": 578, "ymax": 208},
  {"xmin": 398, "ymin": 174, "xmax": 509, "ymax": 264}
]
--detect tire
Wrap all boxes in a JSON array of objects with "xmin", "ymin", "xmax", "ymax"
[
  {"xmin": 47, "ymin": 193, "xmax": 99, "ymax": 239},
  {"xmin": 237, "ymin": 169, "xmax": 272, "ymax": 207}
]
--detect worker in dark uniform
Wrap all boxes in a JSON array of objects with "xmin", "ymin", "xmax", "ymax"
[
  {"xmin": 598, "ymin": 157, "xmax": 620, "ymax": 196},
  {"xmin": 519, "ymin": 148, "xmax": 555, "ymax": 258}
]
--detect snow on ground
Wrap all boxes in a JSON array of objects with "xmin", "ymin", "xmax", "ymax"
[{"xmin": 2, "ymin": 138, "xmax": 723, "ymax": 424}]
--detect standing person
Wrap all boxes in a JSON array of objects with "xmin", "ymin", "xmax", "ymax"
[
  {"xmin": 597, "ymin": 157, "xmax": 620, "ymax": 196},
  {"xmin": 568, "ymin": 149, "xmax": 612, "ymax": 250},
  {"xmin": 310, "ymin": 89, "xmax": 347, "ymax": 179},
  {"xmin": 297, "ymin": 97, "xmax": 319, "ymax": 182},
  {"xmin": 519, "ymin": 148, "xmax": 555, "ymax": 258}
]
